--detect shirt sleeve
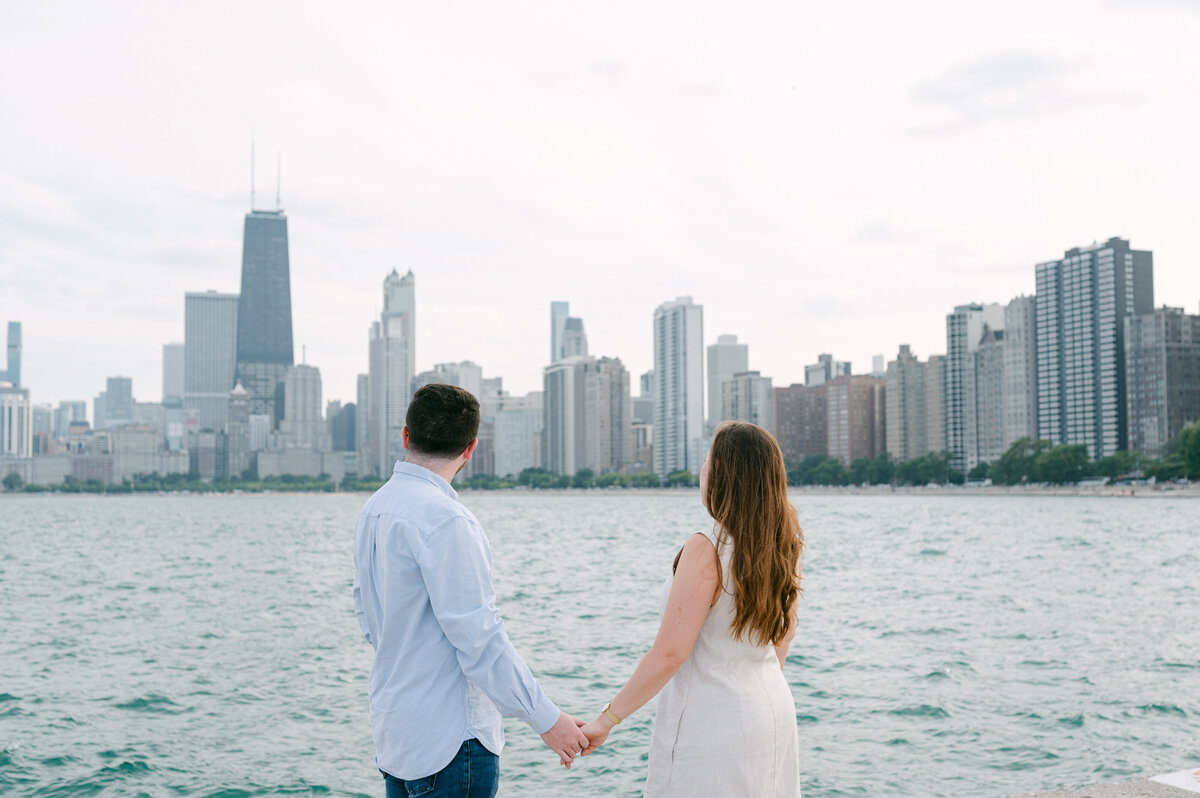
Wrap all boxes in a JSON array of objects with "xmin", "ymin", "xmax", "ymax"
[
  {"xmin": 352, "ymin": 512, "xmax": 377, "ymax": 649},
  {"xmin": 414, "ymin": 514, "xmax": 561, "ymax": 734}
]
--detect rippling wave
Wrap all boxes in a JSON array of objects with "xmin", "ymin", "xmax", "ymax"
[{"xmin": 1, "ymin": 493, "xmax": 1197, "ymax": 797}]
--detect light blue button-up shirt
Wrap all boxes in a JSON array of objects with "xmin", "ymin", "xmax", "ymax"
[{"xmin": 353, "ymin": 461, "xmax": 560, "ymax": 780}]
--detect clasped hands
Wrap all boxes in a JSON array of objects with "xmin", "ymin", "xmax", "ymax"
[{"xmin": 539, "ymin": 710, "xmax": 618, "ymax": 768}]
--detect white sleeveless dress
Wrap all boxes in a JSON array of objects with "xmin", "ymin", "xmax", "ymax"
[{"xmin": 645, "ymin": 528, "xmax": 802, "ymax": 797}]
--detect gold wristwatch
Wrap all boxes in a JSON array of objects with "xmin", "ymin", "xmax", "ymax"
[{"xmin": 601, "ymin": 701, "xmax": 623, "ymax": 725}]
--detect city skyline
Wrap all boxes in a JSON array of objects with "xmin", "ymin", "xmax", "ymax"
[{"xmin": 4, "ymin": 2, "xmax": 1199, "ymax": 409}]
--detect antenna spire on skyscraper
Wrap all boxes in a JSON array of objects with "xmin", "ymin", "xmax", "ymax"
[{"xmin": 251, "ymin": 140, "xmax": 256, "ymax": 210}]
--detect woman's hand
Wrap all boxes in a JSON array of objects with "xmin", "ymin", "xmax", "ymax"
[{"xmin": 580, "ymin": 715, "xmax": 615, "ymax": 755}]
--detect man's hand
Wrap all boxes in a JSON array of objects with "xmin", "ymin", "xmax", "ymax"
[{"xmin": 539, "ymin": 712, "xmax": 590, "ymax": 768}]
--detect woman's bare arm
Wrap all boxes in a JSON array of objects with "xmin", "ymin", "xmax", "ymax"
[{"xmin": 580, "ymin": 532, "xmax": 720, "ymax": 752}]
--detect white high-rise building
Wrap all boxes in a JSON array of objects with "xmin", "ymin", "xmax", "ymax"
[
  {"xmin": 355, "ymin": 374, "xmax": 369, "ymax": 475},
  {"xmin": 720, "ymin": 370, "xmax": 774, "ymax": 430},
  {"xmin": 0, "ymin": 382, "xmax": 32, "ymax": 458},
  {"xmin": 585, "ymin": 357, "xmax": 632, "ymax": 474},
  {"xmin": 805, "ymin": 354, "xmax": 851, "ymax": 387},
  {"xmin": 162, "ymin": 343, "xmax": 185, "ymax": 402},
  {"xmin": 543, "ymin": 356, "xmax": 588, "ymax": 476},
  {"xmin": 412, "ymin": 361, "xmax": 483, "ymax": 400},
  {"xmin": 543, "ymin": 355, "xmax": 631, "ymax": 475},
  {"xmin": 653, "ymin": 297, "xmax": 704, "ymax": 478},
  {"xmin": 966, "ymin": 325, "xmax": 1006, "ymax": 469},
  {"xmin": 368, "ymin": 269, "xmax": 415, "ymax": 475},
  {"xmin": 184, "ymin": 291, "xmax": 239, "ymax": 431},
  {"xmin": 1036, "ymin": 238, "xmax": 1153, "ymax": 459},
  {"xmin": 885, "ymin": 345, "xmax": 927, "ymax": 463},
  {"xmin": 495, "ymin": 391, "xmax": 543, "ymax": 477},
  {"xmin": 945, "ymin": 302, "xmax": 1003, "ymax": 471},
  {"xmin": 281, "ymin": 364, "xmax": 329, "ymax": 450},
  {"xmin": 1003, "ymin": 295, "xmax": 1038, "ymax": 447},
  {"xmin": 707, "ymin": 334, "xmax": 749, "ymax": 429}
]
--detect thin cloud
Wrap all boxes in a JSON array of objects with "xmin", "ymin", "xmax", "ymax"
[
  {"xmin": 909, "ymin": 51, "xmax": 1132, "ymax": 134},
  {"xmin": 855, "ymin": 220, "xmax": 906, "ymax": 245}
]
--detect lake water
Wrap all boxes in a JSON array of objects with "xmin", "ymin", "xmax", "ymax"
[{"xmin": 0, "ymin": 491, "xmax": 1197, "ymax": 797}]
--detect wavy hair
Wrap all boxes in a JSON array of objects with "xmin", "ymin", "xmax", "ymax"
[{"xmin": 702, "ymin": 421, "xmax": 804, "ymax": 646}]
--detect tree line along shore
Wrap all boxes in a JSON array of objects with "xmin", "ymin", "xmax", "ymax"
[{"xmin": 4, "ymin": 422, "xmax": 1198, "ymax": 496}]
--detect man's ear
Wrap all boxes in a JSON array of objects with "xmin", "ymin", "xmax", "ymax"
[
  {"xmin": 402, "ymin": 426, "xmax": 410, "ymax": 450},
  {"xmin": 461, "ymin": 438, "xmax": 479, "ymax": 461}
]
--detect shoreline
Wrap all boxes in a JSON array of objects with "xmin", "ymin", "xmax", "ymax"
[{"xmin": 1, "ymin": 484, "xmax": 1197, "ymax": 499}]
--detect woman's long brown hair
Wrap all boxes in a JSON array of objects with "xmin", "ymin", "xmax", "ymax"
[{"xmin": 703, "ymin": 421, "xmax": 804, "ymax": 646}]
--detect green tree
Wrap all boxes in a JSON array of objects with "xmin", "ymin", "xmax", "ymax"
[
  {"xmin": 988, "ymin": 438, "xmax": 1052, "ymax": 486},
  {"xmin": 871, "ymin": 452, "xmax": 895, "ymax": 485},
  {"xmin": 1179, "ymin": 421, "xmax": 1200, "ymax": 479},
  {"xmin": 1035, "ymin": 444, "xmax": 1090, "ymax": 484},
  {"xmin": 967, "ymin": 462, "xmax": 991, "ymax": 481},
  {"xmin": 3, "ymin": 472, "xmax": 23, "ymax": 491},
  {"xmin": 573, "ymin": 469, "xmax": 595, "ymax": 489},
  {"xmin": 849, "ymin": 458, "xmax": 872, "ymax": 485},
  {"xmin": 1093, "ymin": 450, "xmax": 1140, "ymax": 479},
  {"xmin": 810, "ymin": 458, "xmax": 847, "ymax": 486},
  {"xmin": 666, "ymin": 470, "xmax": 697, "ymax": 487}
]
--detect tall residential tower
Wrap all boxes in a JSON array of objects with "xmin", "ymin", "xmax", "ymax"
[
  {"xmin": 652, "ymin": 297, "xmax": 704, "ymax": 478},
  {"xmin": 1035, "ymin": 237, "xmax": 1153, "ymax": 458}
]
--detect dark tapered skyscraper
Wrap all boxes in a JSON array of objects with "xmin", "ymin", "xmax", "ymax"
[{"xmin": 235, "ymin": 209, "xmax": 293, "ymax": 425}]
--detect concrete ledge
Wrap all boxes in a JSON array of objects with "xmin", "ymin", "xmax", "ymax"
[{"xmin": 1014, "ymin": 778, "xmax": 1198, "ymax": 797}]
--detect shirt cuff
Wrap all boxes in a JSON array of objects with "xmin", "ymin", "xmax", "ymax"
[{"xmin": 528, "ymin": 695, "xmax": 561, "ymax": 735}]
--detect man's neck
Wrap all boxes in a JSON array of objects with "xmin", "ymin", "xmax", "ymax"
[{"xmin": 403, "ymin": 454, "xmax": 460, "ymax": 485}]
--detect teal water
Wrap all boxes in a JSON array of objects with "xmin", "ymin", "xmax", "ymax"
[{"xmin": 0, "ymin": 492, "xmax": 1197, "ymax": 797}]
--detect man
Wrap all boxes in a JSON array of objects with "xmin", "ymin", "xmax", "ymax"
[{"xmin": 353, "ymin": 383, "xmax": 589, "ymax": 797}]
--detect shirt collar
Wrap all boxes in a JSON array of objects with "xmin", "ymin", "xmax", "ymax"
[{"xmin": 393, "ymin": 460, "xmax": 459, "ymax": 500}]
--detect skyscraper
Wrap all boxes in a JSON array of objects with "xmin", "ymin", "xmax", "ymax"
[
  {"xmin": 1124, "ymin": 305, "xmax": 1200, "ymax": 458},
  {"xmin": 771, "ymin": 384, "xmax": 827, "ymax": 465},
  {"xmin": 805, "ymin": 354, "xmax": 851, "ymax": 387},
  {"xmin": 162, "ymin": 343, "xmax": 185, "ymax": 402},
  {"xmin": 945, "ymin": 302, "xmax": 1003, "ymax": 471},
  {"xmin": 184, "ymin": 291, "xmax": 239, "ymax": 431},
  {"xmin": 495, "ymin": 392, "xmax": 543, "ymax": 478},
  {"xmin": 368, "ymin": 269, "xmax": 415, "ymax": 476},
  {"xmin": 966, "ymin": 325, "xmax": 1006, "ymax": 469},
  {"xmin": 1002, "ymin": 295, "xmax": 1038, "ymax": 447},
  {"xmin": 543, "ymin": 356, "xmax": 589, "ymax": 476},
  {"xmin": 105, "ymin": 376, "xmax": 134, "ymax": 427},
  {"xmin": 652, "ymin": 296, "xmax": 704, "ymax": 478},
  {"xmin": 0, "ymin": 382, "xmax": 31, "ymax": 457},
  {"xmin": 707, "ymin": 334, "xmax": 749, "ymax": 429},
  {"xmin": 721, "ymin": 370, "xmax": 774, "ymax": 430},
  {"xmin": 1, "ymin": 322, "xmax": 20, "ymax": 386},
  {"xmin": 280, "ymin": 364, "xmax": 329, "ymax": 450},
  {"xmin": 355, "ymin": 373, "xmax": 370, "ymax": 476},
  {"xmin": 412, "ymin": 361, "xmax": 482, "ymax": 399},
  {"xmin": 550, "ymin": 301, "xmax": 570, "ymax": 363},
  {"xmin": 826, "ymin": 375, "xmax": 885, "ymax": 466},
  {"xmin": 1036, "ymin": 237, "xmax": 1154, "ymax": 458},
  {"xmin": 885, "ymin": 345, "xmax": 928, "ymax": 463},
  {"xmin": 585, "ymin": 357, "xmax": 633, "ymax": 474},
  {"xmin": 235, "ymin": 209, "xmax": 293, "ymax": 425},
  {"xmin": 561, "ymin": 317, "xmax": 588, "ymax": 359}
]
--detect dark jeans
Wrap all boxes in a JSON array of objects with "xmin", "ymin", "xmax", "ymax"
[{"xmin": 382, "ymin": 739, "xmax": 499, "ymax": 798}]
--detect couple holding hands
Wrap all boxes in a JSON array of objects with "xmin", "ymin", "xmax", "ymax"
[{"xmin": 353, "ymin": 384, "xmax": 804, "ymax": 797}]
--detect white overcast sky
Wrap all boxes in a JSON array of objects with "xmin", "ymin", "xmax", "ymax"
[{"xmin": 2, "ymin": 1, "xmax": 1199, "ymax": 408}]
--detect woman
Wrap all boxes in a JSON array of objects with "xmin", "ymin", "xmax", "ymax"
[{"xmin": 581, "ymin": 421, "xmax": 804, "ymax": 796}]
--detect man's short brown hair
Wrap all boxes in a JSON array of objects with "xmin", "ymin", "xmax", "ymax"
[{"xmin": 406, "ymin": 383, "xmax": 480, "ymax": 458}]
